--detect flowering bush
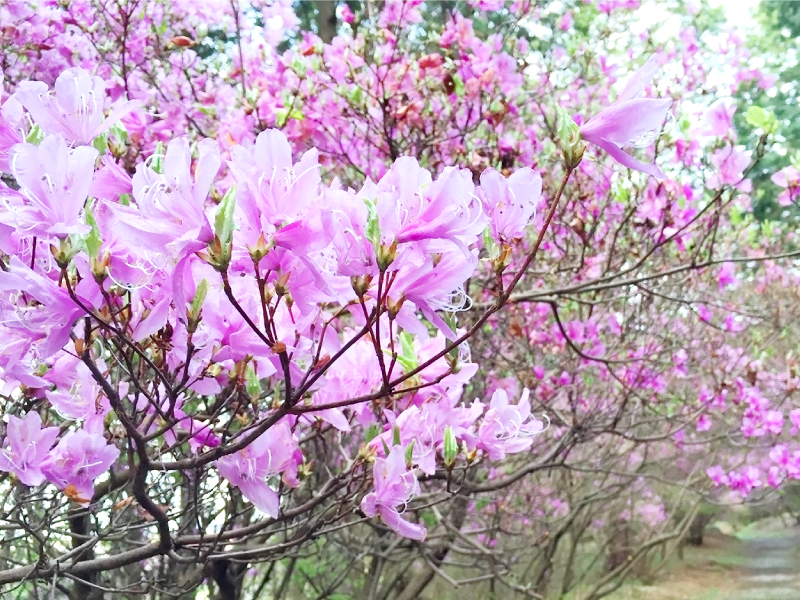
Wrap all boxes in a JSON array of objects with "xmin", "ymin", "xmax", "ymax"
[{"xmin": 1, "ymin": 1, "xmax": 800, "ymax": 599}]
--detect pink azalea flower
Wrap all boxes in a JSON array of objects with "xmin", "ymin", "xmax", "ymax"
[
  {"xmin": 13, "ymin": 67, "xmax": 139, "ymax": 145},
  {"xmin": 717, "ymin": 261, "xmax": 735, "ymax": 291},
  {"xmin": 9, "ymin": 135, "xmax": 98, "ymax": 238},
  {"xmin": 579, "ymin": 55, "xmax": 671, "ymax": 179},
  {"xmin": 216, "ymin": 422, "xmax": 300, "ymax": 518},
  {"xmin": 390, "ymin": 248, "xmax": 477, "ymax": 340},
  {"xmin": 40, "ymin": 429, "xmax": 120, "ymax": 502},
  {"xmin": 0, "ymin": 256, "xmax": 86, "ymax": 357},
  {"xmin": 706, "ymin": 465, "xmax": 728, "ymax": 487},
  {"xmin": 704, "ymin": 100, "xmax": 737, "ymax": 139},
  {"xmin": 476, "ymin": 388, "xmax": 544, "ymax": 460},
  {"xmin": 111, "ymin": 137, "xmax": 220, "ymax": 260},
  {"xmin": 0, "ymin": 70, "xmax": 24, "ymax": 173},
  {"xmin": 696, "ymin": 414, "xmax": 712, "ymax": 432},
  {"xmin": 361, "ymin": 445, "xmax": 426, "ymax": 541},
  {"xmin": 377, "ymin": 159, "xmax": 486, "ymax": 253},
  {"xmin": 0, "ymin": 412, "xmax": 59, "ymax": 487},
  {"xmin": 770, "ymin": 166, "xmax": 800, "ymax": 207},
  {"xmin": 479, "ymin": 167, "xmax": 542, "ymax": 244},
  {"xmin": 763, "ymin": 410, "xmax": 784, "ymax": 435},
  {"xmin": 706, "ymin": 145, "xmax": 751, "ymax": 192},
  {"xmin": 789, "ymin": 409, "xmax": 800, "ymax": 435}
]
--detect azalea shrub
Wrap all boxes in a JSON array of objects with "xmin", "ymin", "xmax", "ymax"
[{"xmin": 1, "ymin": 1, "xmax": 800, "ymax": 600}]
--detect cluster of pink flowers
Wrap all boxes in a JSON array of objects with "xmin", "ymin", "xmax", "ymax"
[
  {"xmin": 0, "ymin": 1, "xmax": 798, "ymax": 563},
  {"xmin": 0, "ymin": 61, "xmax": 560, "ymax": 539}
]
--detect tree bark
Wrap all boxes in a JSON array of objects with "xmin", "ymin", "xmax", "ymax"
[{"xmin": 316, "ymin": 1, "xmax": 338, "ymax": 43}]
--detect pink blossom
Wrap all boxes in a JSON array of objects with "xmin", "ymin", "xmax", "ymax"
[
  {"xmin": 706, "ymin": 465, "xmax": 729, "ymax": 487},
  {"xmin": 704, "ymin": 100, "xmax": 736, "ymax": 139},
  {"xmin": 476, "ymin": 388, "xmax": 544, "ymax": 460},
  {"xmin": 361, "ymin": 445, "xmax": 426, "ymax": 541},
  {"xmin": 13, "ymin": 68, "xmax": 138, "ymax": 145},
  {"xmin": 579, "ymin": 55, "xmax": 671, "ymax": 179},
  {"xmin": 763, "ymin": 410, "xmax": 784, "ymax": 435},
  {"xmin": 696, "ymin": 414, "xmax": 712, "ymax": 432},
  {"xmin": 40, "ymin": 429, "xmax": 120, "ymax": 502},
  {"xmin": 9, "ymin": 135, "xmax": 97, "ymax": 238},
  {"xmin": 789, "ymin": 409, "xmax": 800, "ymax": 436},
  {"xmin": 479, "ymin": 167, "xmax": 541, "ymax": 244},
  {"xmin": 0, "ymin": 412, "xmax": 59, "ymax": 487},
  {"xmin": 771, "ymin": 166, "xmax": 800, "ymax": 207},
  {"xmin": 216, "ymin": 422, "xmax": 300, "ymax": 518},
  {"xmin": 111, "ymin": 137, "xmax": 220, "ymax": 260},
  {"xmin": 717, "ymin": 262, "xmax": 736, "ymax": 291},
  {"xmin": 706, "ymin": 145, "xmax": 751, "ymax": 191},
  {"xmin": 0, "ymin": 256, "xmax": 86, "ymax": 357}
]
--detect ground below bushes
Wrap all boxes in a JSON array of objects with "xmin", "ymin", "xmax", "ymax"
[{"xmin": 608, "ymin": 524, "xmax": 800, "ymax": 600}]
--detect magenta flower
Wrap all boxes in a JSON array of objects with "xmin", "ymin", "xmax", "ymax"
[
  {"xmin": 112, "ymin": 137, "xmax": 219, "ymax": 260},
  {"xmin": 361, "ymin": 445, "xmax": 426, "ymax": 541},
  {"xmin": 0, "ymin": 256, "xmax": 86, "ymax": 357},
  {"xmin": 0, "ymin": 70, "xmax": 24, "ymax": 173},
  {"xmin": 771, "ymin": 166, "xmax": 800, "ymax": 207},
  {"xmin": 0, "ymin": 412, "xmax": 59, "ymax": 487},
  {"xmin": 9, "ymin": 135, "xmax": 98, "ymax": 238},
  {"xmin": 40, "ymin": 429, "xmax": 120, "ymax": 502},
  {"xmin": 479, "ymin": 167, "xmax": 542, "ymax": 244},
  {"xmin": 376, "ymin": 158, "xmax": 486, "ymax": 253},
  {"xmin": 706, "ymin": 145, "xmax": 751, "ymax": 191},
  {"xmin": 476, "ymin": 388, "xmax": 544, "ymax": 460},
  {"xmin": 216, "ymin": 422, "xmax": 300, "ymax": 518},
  {"xmin": 704, "ymin": 100, "xmax": 737, "ymax": 139},
  {"xmin": 717, "ymin": 262, "xmax": 735, "ymax": 292},
  {"xmin": 706, "ymin": 465, "xmax": 728, "ymax": 487},
  {"xmin": 763, "ymin": 410, "xmax": 784, "ymax": 435},
  {"xmin": 14, "ymin": 67, "xmax": 139, "ymax": 145},
  {"xmin": 579, "ymin": 55, "xmax": 671, "ymax": 179}
]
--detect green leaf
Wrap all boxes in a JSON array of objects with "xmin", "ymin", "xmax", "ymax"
[
  {"xmin": 745, "ymin": 106, "xmax": 767, "ymax": 128},
  {"xmin": 396, "ymin": 332, "xmax": 418, "ymax": 372},
  {"xmin": 110, "ymin": 121, "xmax": 128, "ymax": 144},
  {"xmin": 245, "ymin": 363, "xmax": 260, "ymax": 398},
  {"xmin": 215, "ymin": 184, "xmax": 237, "ymax": 246},
  {"xmin": 452, "ymin": 73, "xmax": 465, "ymax": 97},
  {"xmin": 25, "ymin": 124, "xmax": 44, "ymax": 145},
  {"xmin": 363, "ymin": 196, "xmax": 381, "ymax": 252},
  {"xmin": 190, "ymin": 279, "xmax": 209, "ymax": 321},
  {"xmin": 84, "ymin": 206, "xmax": 102, "ymax": 259},
  {"xmin": 443, "ymin": 426, "xmax": 457, "ymax": 466},
  {"xmin": 730, "ymin": 205, "xmax": 742, "ymax": 226},
  {"xmin": 364, "ymin": 423, "xmax": 380, "ymax": 443},
  {"xmin": 92, "ymin": 132, "xmax": 108, "ymax": 155},
  {"xmin": 392, "ymin": 425, "xmax": 401, "ymax": 447},
  {"xmin": 482, "ymin": 226, "xmax": 499, "ymax": 261},
  {"xmin": 151, "ymin": 142, "xmax": 165, "ymax": 174},
  {"xmin": 405, "ymin": 441, "xmax": 415, "ymax": 464},
  {"xmin": 275, "ymin": 107, "xmax": 304, "ymax": 128}
]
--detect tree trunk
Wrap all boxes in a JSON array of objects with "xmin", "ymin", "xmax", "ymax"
[
  {"xmin": 685, "ymin": 512, "xmax": 714, "ymax": 546},
  {"xmin": 316, "ymin": 1, "xmax": 338, "ymax": 43}
]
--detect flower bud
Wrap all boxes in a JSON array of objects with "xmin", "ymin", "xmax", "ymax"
[
  {"xmin": 351, "ymin": 274, "xmax": 373, "ymax": 298},
  {"xmin": 376, "ymin": 240, "xmax": 397, "ymax": 272},
  {"xmin": 248, "ymin": 232, "xmax": 271, "ymax": 263},
  {"xmin": 386, "ymin": 295, "xmax": 406, "ymax": 320},
  {"xmin": 275, "ymin": 271, "xmax": 291, "ymax": 297},
  {"xmin": 556, "ymin": 105, "xmax": 586, "ymax": 170}
]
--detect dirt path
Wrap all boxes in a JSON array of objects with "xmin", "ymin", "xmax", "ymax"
[
  {"xmin": 729, "ymin": 528, "xmax": 800, "ymax": 600},
  {"xmin": 607, "ymin": 527, "xmax": 800, "ymax": 600}
]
